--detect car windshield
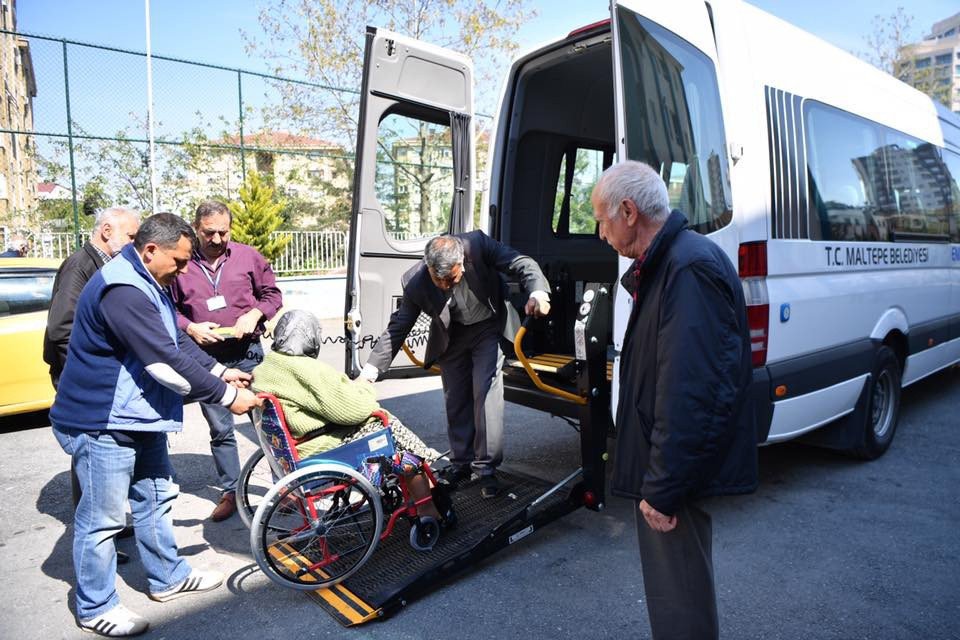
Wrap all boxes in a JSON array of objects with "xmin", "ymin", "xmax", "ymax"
[{"xmin": 0, "ymin": 271, "xmax": 56, "ymax": 316}]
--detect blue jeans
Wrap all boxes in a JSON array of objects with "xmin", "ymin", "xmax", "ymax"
[
  {"xmin": 199, "ymin": 340, "xmax": 263, "ymax": 494},
  {"xmin": 53, "ymin": 427, "xmax": 192, "ymax": 620}
]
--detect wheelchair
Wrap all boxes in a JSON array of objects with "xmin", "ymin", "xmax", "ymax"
[{"xmin": 244, "ymin": 393, "xmax": 453, "ymax": 591}]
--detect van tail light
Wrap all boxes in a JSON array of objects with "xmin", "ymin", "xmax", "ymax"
[
  {"xmin": 738, "ymin": 242, "xmax": 769, "ymax": 368},
  {"xmin": 567, "ymin": 19, "xmax": 611, "ymax": 39}
]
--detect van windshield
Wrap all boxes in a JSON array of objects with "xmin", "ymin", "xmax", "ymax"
[{"xmin": 616, "ymin": 8, "xmax": 732, "ymax": 234}]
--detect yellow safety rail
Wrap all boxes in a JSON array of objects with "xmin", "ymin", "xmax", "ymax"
[
  {"xmin": 401, "ymin": 342, "xmax": 441, "ymax": 373},
  {"xmin": 513, "ymin": 321, "xmax": 587, "ymax": 406}
]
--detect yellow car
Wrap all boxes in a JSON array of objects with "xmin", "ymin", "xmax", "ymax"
[{"xmin": 0, "ymin": 257, "xmax": 60, "ymax": 416}]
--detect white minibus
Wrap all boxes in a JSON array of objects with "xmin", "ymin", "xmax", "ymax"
[{"xmin": 343, "ymin": 0, "xmax": 960, "ymax": 471}]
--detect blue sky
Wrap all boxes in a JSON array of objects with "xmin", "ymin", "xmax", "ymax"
[
  {"xmin": 19, "ymin": 1, "xmax": 960, "ymax": 75},
  {"xmin": 15, "ymin": 0, "xmax": 960, "ymax": 169}
]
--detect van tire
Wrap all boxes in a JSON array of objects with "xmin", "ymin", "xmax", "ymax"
[{"xmin": 851, "ymin": 345, "xmax": 901, "ymax": 460}]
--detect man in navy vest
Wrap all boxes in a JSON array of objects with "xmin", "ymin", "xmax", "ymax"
[{"xmin": 51, "ymin": 213, "xmax": 262, "ymax": 637}]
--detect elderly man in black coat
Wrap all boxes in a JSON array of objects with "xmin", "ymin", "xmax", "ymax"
[
  {"xmin": 43, "ymin": 208, "xmax": 141, "ymax": 387},
  {"xmin": 361, "ymin": 230, "xmax": 550, "ymax": 498},
  {"xmin": 593, "ymin": 161, "xmax": 757, "ymax": 640}
]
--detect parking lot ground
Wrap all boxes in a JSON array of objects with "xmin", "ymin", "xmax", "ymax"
[{"xmin": 1, "ymin": 365, "xmax": 958, "ymax": 639}]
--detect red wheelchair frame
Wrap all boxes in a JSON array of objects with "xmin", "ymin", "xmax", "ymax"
[{"xmin": 246, "ymin": 393, "xmax": 451, "ymax": 590}]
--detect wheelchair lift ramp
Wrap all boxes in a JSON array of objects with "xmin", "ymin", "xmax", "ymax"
[
  {"xmin": 300, "ymin": 469, "xmax": 578, "ymax": 625},
  {"xmin": 505, "ymin": 353, "xmax": 614, "ymax": 381}
]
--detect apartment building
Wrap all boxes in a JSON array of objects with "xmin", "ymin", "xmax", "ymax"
[
  {"xmin": 901, "ymin": 12, "xmax": 960, "ymax": 113},
  {"xmin": 0, "ymin": 0, "xmax": 37, "ymax": 224}
]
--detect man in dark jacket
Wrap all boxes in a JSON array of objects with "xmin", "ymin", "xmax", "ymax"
[
  {"xmin": 0, "ymin": 233, "xmax": 28, "ymax": 257},
  {"xmin": 360, "ymin": 231, "xmax": 550, "ymax": 498},
  {"xmin": 592, "ymin": 161, "xmax": 757, "ymax": 639},
  {"xmin": 44, "ymin": 207, "xmax": 141, "ymax": 387}
]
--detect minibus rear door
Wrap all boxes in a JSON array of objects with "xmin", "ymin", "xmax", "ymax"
[{"xmin": 344, "ymin": 27, "xmax": 475, "ymax": 377}]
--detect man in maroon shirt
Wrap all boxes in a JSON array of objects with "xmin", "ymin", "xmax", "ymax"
[{"xmin": 170, "ymin": 201, "xmax": 283, "ymax": 521}]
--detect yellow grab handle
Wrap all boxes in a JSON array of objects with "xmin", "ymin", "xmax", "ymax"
[
  {"xmin": 513, "ymin": 324, "xmax": 587, "ymax": 405},
  {"xmin": 402, "ymin": 342, "xmax": 441, "ymax": 373}
]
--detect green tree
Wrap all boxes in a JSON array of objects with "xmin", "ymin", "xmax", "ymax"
[
  {"xmin": 860, "ymin": 7, "xmax": 951, "ymax": 107},
  {"xmin": 228, "ymin": 170, "xmax": 291, "ymax": 262},
  {"xmin": 245, "ymin": 0, "xmax": 535, "ymax": 230}
]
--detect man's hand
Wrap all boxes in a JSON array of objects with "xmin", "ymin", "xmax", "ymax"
[
  {"xmin": 187, "ymin": 321, "xmax": 224, "ymax": 346},
  {"xmin": 639, "ymin": 499, "xmax": 677, "ymax": 533},
  {"xmin": 222, "ymin": 368, "xmax": 252, "ymax": 388},
  {"xmin": 229, "ymin": 388, "xmax": 262, "ymax": 414},
  {"xmin": 524, "ymin": 295, "xmax": 551, "ymax": 318},
  {"xmin": 359, "ymin": 363, "xmax": 379, "ymax": 383},
  {"xmin": 233, "ymin": 309, "xmax": 263, "ymax": 337}
]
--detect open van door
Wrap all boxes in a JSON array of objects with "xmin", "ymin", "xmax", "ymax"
[
  {"xmin": 608, "ymin": 0, "xmax": 738, "ymax": 409},
  {"xmin": 344, "ymin": 27, "xmax": 475, "ymax": 377}
]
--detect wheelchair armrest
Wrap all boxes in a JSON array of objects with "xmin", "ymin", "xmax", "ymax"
[{"xmin": 370, "ymin": 409, "xmax": 390, "ymax": 428}]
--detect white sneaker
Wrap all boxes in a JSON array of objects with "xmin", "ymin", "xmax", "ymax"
[
  {"xmin": 149, "ymin": 568, "xmax": 223, "ymax": 602},
  {"xmin": 79, "ymin": 604, "xmax": 149, "ymax": 637}
]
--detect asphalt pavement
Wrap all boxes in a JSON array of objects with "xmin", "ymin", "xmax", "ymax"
[{"xmin": 1, "ymin": 350, "xmax": 958, "ymax": 639}]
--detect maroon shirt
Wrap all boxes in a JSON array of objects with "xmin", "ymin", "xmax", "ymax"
[{"xmin": 170, "ymin": 241, "xmax": 282, "ymax": 338}]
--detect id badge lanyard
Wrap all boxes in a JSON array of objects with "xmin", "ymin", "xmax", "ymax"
[{"xmin": 202, "ymin": 263, "xmax": 227, "ymax": 311}]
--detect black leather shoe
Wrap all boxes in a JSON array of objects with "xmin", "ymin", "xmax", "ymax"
[
  {"xmin": 479, "ymin": 475, "xmax": 501, "ymax": 499},
  {"xmin": 438, "ymin": 464, "xmax": 471, "ymax": 486}
]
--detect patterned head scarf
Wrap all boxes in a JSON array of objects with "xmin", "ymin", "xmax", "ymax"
[{"xmin": 271, "ymin": 309, "xmax": 323, "ymax": 359}]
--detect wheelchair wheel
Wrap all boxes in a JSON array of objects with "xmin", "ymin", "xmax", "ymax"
[
  {"xmin": 238, "ymin": 450, "xmax": 274, "ymax": 530},
  {"xmin": 250, "ymin": 464, "xmax": 383, "ymax": 591},
  {"xmin": 409, "ymin": 516, "xmax": 440, "ymax": 552}
]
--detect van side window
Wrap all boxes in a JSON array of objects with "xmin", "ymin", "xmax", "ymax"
[
  {"xmin": 804, "ymin": 104, "xmax": 885, "ymax": 242},
  {"xmin": 553, "ymin": 146, "xmax": 608, "ymax": 236},
  {"xmin": 616, "ymin": 9, "xmax": 733, "ymax": 234},
  {"xmin": 942, "ymin": 149, "xmax": 960, "ymax": 242},
  {"xmin": 804, "ymin": 101, "xmax": 954, "ymax": 243},
  {"xmin": 375, "ymin": 113, "xmax": 454, "ymax": 241},
  {"xmin": 880, "ymin": 132, "xmax": 952, "ymax": 241}
]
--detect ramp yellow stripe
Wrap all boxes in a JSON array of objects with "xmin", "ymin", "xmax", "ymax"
[{"xmin": 267, "ymin": 542, "xmax": 378, "ymax": 624}]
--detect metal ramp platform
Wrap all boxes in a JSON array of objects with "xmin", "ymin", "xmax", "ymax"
[{"xmin": 297, "ymin": 469, "xmax": 580, "ymax": 626}]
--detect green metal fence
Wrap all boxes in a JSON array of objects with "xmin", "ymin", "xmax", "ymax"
[
  {"xmin": 0, "ymin": 31, "xmax": 357, "ymax": 248},
  {"xmin": 0, "ymin": 29, "xmax": 491, "ymax": 270}
]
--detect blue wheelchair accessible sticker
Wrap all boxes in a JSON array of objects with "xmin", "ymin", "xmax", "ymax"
[{"xmin": 780, "ymin": 303, "xmax": 791, "ymax": 323}]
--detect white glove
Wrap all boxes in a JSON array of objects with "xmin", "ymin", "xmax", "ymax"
[{"xmin": 360, "ymin": 363, "xmax": 379, "ymax": 383}]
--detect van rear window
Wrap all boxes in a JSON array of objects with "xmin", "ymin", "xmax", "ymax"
[{"xmin": 552, "ymin": 146, "xmax": 609, "ymax": 236}]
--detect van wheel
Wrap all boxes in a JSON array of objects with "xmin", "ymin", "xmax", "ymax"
[{"xmin": 852, "ymin": 345, "xmax": 901, "ymax": 460}]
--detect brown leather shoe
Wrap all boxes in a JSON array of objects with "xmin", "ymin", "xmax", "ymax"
[{"xmin": 210, "ymin": 492, "xmax": 236, "ymax": 522}]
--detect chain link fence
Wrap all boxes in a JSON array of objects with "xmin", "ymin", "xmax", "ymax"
[{"xmin": 0, "ymin": 29, "xmax": 488, "ymax": 273}]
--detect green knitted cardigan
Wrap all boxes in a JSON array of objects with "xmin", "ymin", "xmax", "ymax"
[{"xmin": 252, "ymin": 351, "xmax": 380, "ymax": 458}]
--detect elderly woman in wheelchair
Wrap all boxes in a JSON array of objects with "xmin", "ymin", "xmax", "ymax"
[{"xmin": 241, "ymin": 310, "xmax": 455, "ymax": 590}]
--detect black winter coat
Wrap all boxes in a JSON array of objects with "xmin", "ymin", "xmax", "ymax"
[
  {"xmin": 610, "ymin": 210, "xmax": 758, "ymax": 515},
  {"xmin": 43, "ymin": 242, "xmax": 105, "ymax": 386}
]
